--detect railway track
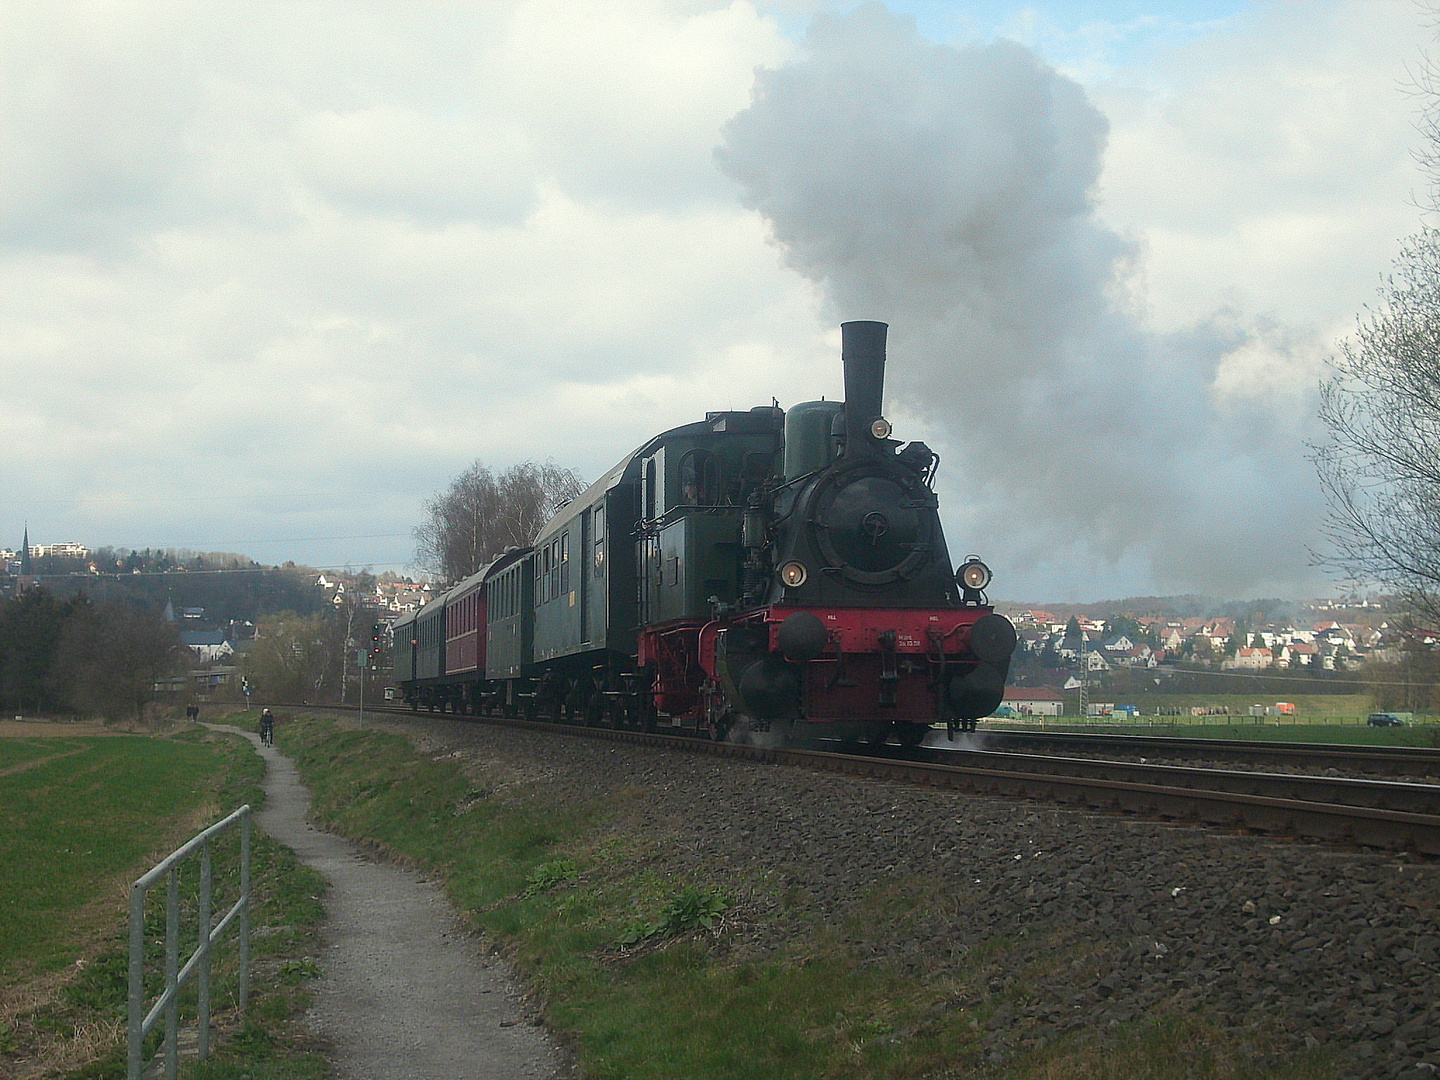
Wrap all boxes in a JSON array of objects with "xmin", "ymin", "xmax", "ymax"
[
  {"xmin": 300, "ymin": 704, "xmax": 1440, "ymax": 856},
  {"xmin": 972, "ymin": 728, "xmax": 1440, "ymax": 777}
]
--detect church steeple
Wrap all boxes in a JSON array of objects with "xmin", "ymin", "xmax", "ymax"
[{"xmin": 20, "ymin": 525, "xmax": 31, "ymax": 577}]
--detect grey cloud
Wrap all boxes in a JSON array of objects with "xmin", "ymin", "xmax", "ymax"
[{"xmin": 717, "ymin": 2, "xmax": 1326, "ymax": 598}]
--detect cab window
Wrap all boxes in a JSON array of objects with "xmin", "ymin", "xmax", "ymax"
[{"xmin": 678, "ymin": 449, "xmax": 721, "ymax": 506}]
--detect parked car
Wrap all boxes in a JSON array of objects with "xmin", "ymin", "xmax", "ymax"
[{"xmin": 1367, "ymin": 712, "xmax": 1405, "ymax": 727}]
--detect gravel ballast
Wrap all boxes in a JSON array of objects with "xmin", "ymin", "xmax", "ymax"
[{"xmin": 378, "ymin": 716, "xmax": 1440, "ymax": 1079}]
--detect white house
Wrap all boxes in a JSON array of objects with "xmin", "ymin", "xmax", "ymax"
[
  {"xmin": 1225, "ymin": 647, "xmax": 1272, "ymax": 671},
  {"xmin": 1001, "ymin": 687, "xmax": 1065, "ymax": 717}
]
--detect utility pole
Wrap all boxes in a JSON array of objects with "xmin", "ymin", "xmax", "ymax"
[
  {"xmin": 1078, "ymin": 629, "xmax": 1088, "ymax": 722},
  {"xmin": 357, "ymin": 649, "xmax": 365, "ymax": 728}
]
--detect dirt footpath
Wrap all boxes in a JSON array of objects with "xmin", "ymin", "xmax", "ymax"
[{"xmin": 220, "ymin": 725, "xmax": 570, "ymax": 1080}]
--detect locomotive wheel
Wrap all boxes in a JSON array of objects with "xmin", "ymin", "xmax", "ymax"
[{"xmin": 707, "ymin": 712, "xmax": 735, "ymax": 742}]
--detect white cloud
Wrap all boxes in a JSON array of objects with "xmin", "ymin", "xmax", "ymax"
[
  {"xmin": 0, "ymin": 0, "xmax": 805, "ymax": 566},
  {"xmin": 1095, "ymin": 0, "xmax": 1429, "ymax": 333}
]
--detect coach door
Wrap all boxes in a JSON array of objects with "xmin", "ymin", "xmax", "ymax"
[{"xmin": 579, "ymin": 508, "xmax": 592, "ymax": 645}]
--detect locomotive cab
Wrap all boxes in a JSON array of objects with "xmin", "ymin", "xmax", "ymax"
[{"xmin": 673, "ymin": 321, "xmax": 1016, "ymax": 743}]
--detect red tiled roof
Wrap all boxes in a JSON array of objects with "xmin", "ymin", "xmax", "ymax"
[{"xmin": 1003, "ymin": 687, "xmax": 1066, "ymax": 701}]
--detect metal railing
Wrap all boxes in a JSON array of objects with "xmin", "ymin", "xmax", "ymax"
[{"xmin": 128, "ymin": 805, "xmax": 252, "ymax": 1080}]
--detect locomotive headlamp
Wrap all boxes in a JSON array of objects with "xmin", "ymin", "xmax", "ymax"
[
  {"xmin": 779, "ymin": 560, "xmax": 809, "ymax": 588},
  {"xmin": 869, "ymin": 417, "xmax": 893, "ymax": 440},
  {"xmin": 957, "ymin": 557, "xmax": 991, "ymax": 592}
]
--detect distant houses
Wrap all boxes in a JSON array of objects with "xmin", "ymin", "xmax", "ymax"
[
  {"xmin": 314, "ymin": 572, "xmax": 430, "ymax": 614},
  {"xmin": 1003, "ymin": 602, "xmax": 1401, "ymax": 681}
]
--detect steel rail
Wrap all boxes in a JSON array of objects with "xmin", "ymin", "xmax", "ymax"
[
  {"xmin": 905, "ymin": 746, "xmax": 1440, "ymax": 816},
  {"xmin": 973, "ymin": 730, "xmax": 1440, "ymax": 776}
]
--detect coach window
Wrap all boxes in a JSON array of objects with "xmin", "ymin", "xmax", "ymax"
[
  {"xmin": 679, "ymin": 449, "xmax": 720, "ymax": 506},
  {"xmin": 561, "ymin": 532, "xmax": 570, "ymax": 594}
]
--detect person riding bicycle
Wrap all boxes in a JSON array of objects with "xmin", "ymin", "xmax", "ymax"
[{"xmin": 259, "ymin": 708, "xmax": 275, "ymax": 746}]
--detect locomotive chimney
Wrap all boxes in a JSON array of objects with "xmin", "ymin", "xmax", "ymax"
[{"xmin": 841, "ymin": 320, "xmax": 887, "ymax": 457}]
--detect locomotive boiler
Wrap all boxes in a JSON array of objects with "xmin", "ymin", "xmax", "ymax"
[{"xmin": 393, "ymin": 321, "xmax": 1015, "ymax": 745}]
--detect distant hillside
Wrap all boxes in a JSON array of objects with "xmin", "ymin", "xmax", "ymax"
[{"xmin": 29, "ymin": 565, "xmax": 327, "ymax": 623}]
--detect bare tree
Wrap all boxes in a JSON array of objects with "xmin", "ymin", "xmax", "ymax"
[
  {"xmin": 414, "ymin": 459, "xmax": 585, "ymax": 585},
  {"xmin": 52, "ymin": 600, "xmax": 185, "ymax": 721},
  {"xmin": 1315, "ymin": 227, "xmax": 1440, "ymax": 626},
  {"xmin": 243, "ymin": 612, "xmax": 337, "ymax": 703}
]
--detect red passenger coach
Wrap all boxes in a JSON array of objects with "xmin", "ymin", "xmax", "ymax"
[{"xmin": 444, "ymin": 572, "xmax": 487, "ymax": 682}]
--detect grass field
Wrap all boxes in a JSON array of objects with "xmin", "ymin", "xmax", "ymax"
[
  {"xmin": 1, "ymin": 734, "xmax": 237, "ymax": 980},
  {"xmin": 281, "ymin": 715, "xmax": 1340, "ymax": 1080},
  {"xmin": 0, "ymin": 721, "xmax": 327, "ymax": 1080}
]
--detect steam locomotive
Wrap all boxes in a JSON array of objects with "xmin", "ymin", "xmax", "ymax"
[{"xmin": 392, "ymin": 321, "xmax": 1016, "ymax": 745}]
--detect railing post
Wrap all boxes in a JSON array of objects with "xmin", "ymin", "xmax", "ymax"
[
  {"xmin": 165, "ymin": 870, "xmax": 179, "ymax": 1080},
  {"xmin": 240, "ymin": 811, "xmax": 251, "ymax": 1012},
  {"xmin": 198, "ymin": 840, "xmax": 213, "ymax": 1059},
  {"xmin": 127, "ymin": 882, "xmax": 145, "ymax": 1080}
]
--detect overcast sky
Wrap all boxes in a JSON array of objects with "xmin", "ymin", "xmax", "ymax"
[{"xmin": 1, "ymin": 0, "xmax": 1432, "ymax": 601}]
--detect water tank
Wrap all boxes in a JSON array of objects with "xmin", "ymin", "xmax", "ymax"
[{"xmin": 783, "ymin": 400, "xmax": 844, "ymax": 481}]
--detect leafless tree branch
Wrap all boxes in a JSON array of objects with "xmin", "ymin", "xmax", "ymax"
[
  {"xmin": 1315, "ymin": 226, "xmax": 1440, "ymax": 626},
  {"xmin": 413, "ymin": 459, "xmax": 585, "ymax": 585}
]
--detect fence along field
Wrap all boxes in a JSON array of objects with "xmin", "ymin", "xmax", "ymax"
[{"xmin": 0, "ymin": 721, "xmax": 279, "ymax": 1077}]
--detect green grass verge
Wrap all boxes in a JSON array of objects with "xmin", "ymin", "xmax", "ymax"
[
  {"xmin": 0, "ymin": 722, "xmax": 328, "ymax": 1080},
  {"xmin": 281, "ymin": 717, "xmax": 1343, "ymax": 1080},
  {"xmin": 1060, "ymin": 692, "xmax": 1376, "ymax": 716}
]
